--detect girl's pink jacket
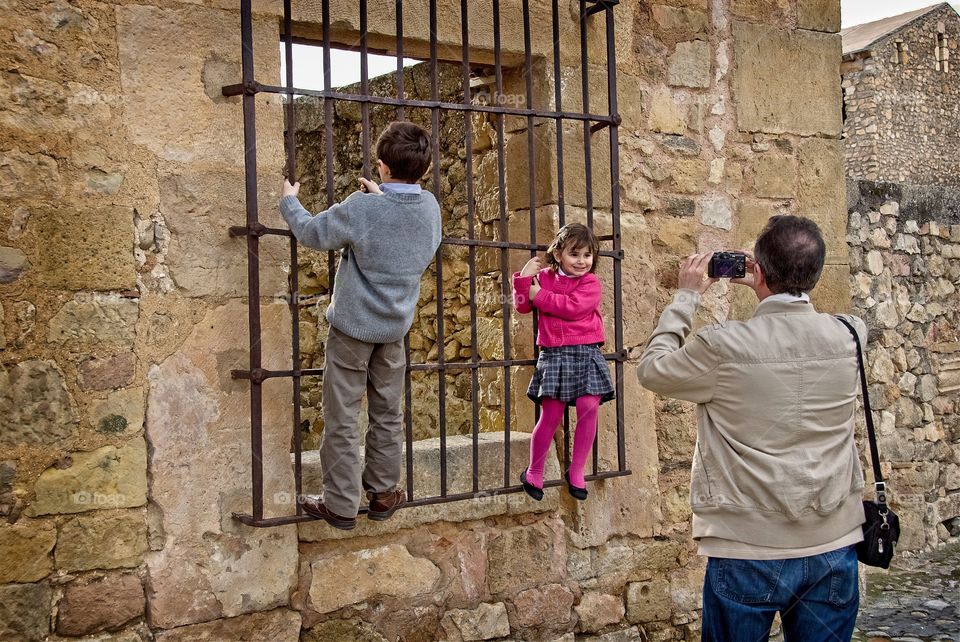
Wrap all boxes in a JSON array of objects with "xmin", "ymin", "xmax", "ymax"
[{"xmin": 512, "ymin": 268, "xmax": 606, "ymax": 348}]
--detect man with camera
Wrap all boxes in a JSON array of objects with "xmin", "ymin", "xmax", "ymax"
[{"xmin": 637, "ymin": 215, "xmax": 867, "ymax": 642}]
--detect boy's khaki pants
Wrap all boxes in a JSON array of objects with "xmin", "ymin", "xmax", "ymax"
[{"xmin": 320, "ymin": 325, "xmax": 406, "ymax": 517}]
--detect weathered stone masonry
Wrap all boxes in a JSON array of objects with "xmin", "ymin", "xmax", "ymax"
[{"xmin": 0, "ymin": 0, "xmax": 870, "ymax": 640}]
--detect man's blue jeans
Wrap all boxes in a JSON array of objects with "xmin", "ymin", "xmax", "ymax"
[{"xmin": 702, "ymin": 545, "xmax": 859, "ymax": 642}]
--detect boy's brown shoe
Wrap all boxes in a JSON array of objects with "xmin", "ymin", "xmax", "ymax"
[
  {"xmin": 366, "ymin": 487, "xmax": 406, "ymax": 521},
  {"xmin": 298, "ymin": 496, "xmax": 357, "ymax": 530}
]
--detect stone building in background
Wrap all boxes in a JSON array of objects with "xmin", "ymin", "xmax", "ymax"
[
  {"xmin": 0, "ymin": 0, "xmax": 957, "ymax": 640},
  {"xmin": 841, "ymin": 3, "xmax": 960, "ymax": 185}
]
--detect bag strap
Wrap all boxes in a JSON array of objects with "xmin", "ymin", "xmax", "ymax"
[{"xmin": 835, "ymin": 316, "xmax": 888, "ymax": 506}]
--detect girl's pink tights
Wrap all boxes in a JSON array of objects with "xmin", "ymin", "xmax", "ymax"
[{"xmin": 526, "ymin": 395, "xmax": 600, "ymax": 489}]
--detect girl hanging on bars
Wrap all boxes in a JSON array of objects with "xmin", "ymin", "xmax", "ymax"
[{"xmin": 511, "ymin": 223, "xmax": 615, "ymax": 501}]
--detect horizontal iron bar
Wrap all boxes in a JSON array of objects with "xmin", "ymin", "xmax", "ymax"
[
  {"xmin": 235, "ymin": 81, "xmax": 618, "ymax": 124},
  {"xmin": 232, "ymin": 469, "xmax": 632, "ymax": 527},
  {"xmin": 230, "ymin": 350, "xmax": 628, "ymax": 381},
  {"xmin": 443, "ymin": 237, "xmax": 621, "ymax": 257},
  {"xmin": 584, "ymin": 0, "xmax": 619, "ymax": 16},
  {"xmin": 229, "ymin": 224, "xmax": 294, "ymax": 238}
]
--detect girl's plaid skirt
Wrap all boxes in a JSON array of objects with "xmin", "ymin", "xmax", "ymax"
[{"xmin": 526, "ymin": 344, "xmax": 615, "ymax": 406}]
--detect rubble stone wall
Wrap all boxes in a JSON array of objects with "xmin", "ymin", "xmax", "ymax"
[
  {"xmin": 842, "ymin": 4, "xmax": 960, "ymax": 186},
  {"xmin": 846, "ymin": 180, "xmax": 960, "ymax": 552}
]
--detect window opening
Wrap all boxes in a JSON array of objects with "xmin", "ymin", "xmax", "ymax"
[
  {"xmin": 936, "ymin": 31, "xmax": 949, "ymax": 72},
  {"xmin": 893, "ymin": 40, "xmax": 907, "ymax": 65},
  {"xmin": 225, "ymin": 0, "xmax": 628, "ymax": 527}
]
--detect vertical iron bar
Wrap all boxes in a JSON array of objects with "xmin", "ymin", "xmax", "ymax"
[
  {"xmin": 579, "ymin": 0, "xmax": 598, "ymax": 476},
  {"xmin": 404, "ymin": 335, "xmax": 414, "ymax": 500},
  {"xmin": 283, "ymin": 0, "xmax": 303, "ymax": 514},
  {"xmin": 493, "ymin": 0, "xmax": 513, "ymax": 487},
  {"xmin": 606, "ymin": 5, "xmax": 626, "ymax": 472},
  {"xmin": 360, "ymin": 0, "xmax": 371, "ymax": 177},
  {"xmin": 240, "ymin": 0, "xmax": 263, "ymax": 521},
  {"xmin": 430, "ymin": 0, "xmax": 447, "ymax": 497},
  {"xmin": 461, "ymin": 0, "xmax": 480, "ymax": 493},
  {"xmin": 396, "ymin": 0, "xmax": 406, "ymax": 120},
  {"xmin": 553, "ymin": 0, "xmax": 571, "ymax": 472},
  {"xmin": 322, "ymin": 0, "xmax": 335, "ymax": 279}
]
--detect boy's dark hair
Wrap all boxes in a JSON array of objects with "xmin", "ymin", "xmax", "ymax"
[
  {"xmin": 376, "ymin": 121, "xmax": 432, "ymax": 183},
  {"xmin": 546, "ymin": 223, "xmax": 600, "ymax": 274},
  {"xmin": 754, "ymin": 215, "xmax": 826, "ymax": 295}
]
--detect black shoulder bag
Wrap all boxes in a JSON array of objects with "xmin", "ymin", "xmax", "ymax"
[{"xmin": 836, "ymin": 316, "xmax": 901, "ymax": 569}]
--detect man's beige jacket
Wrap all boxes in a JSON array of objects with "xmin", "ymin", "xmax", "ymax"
[{"xmin": 637, "ymin": 290, "xmax": 867, "ymax": 549}]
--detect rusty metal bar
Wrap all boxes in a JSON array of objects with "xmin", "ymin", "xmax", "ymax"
[
  {"xmin": 396, "ymin": 0, "xmax": 405, "ymax": 120},
  {"xmin": 605, "ymin": 4, "xmax": 626, "ymax": 473},
  {"xmin": 461, "ymin": 0, "xmax": 480, "ymax": 494},
  {"xmin": 359, "ymin": 0, "xmax": 371, "ymax": 177},
  {"xmin": 232, "ymin": 468, "xmax": 633, "ymax": 527},
  {"xmin": 230, "ymin": 351, "xmax": 627, "ymax": 380},
  {"xmin": 322, "ymin": 0, "xmax": 336, "ymax": 281},
  {"xmin": 282, "ymin": 0, "xmax": 304, "ymax": 516},
  {"xmin": 224, "ymin": 82, "xmax": 619, "ymax": 125},
  {"xmin": 239, "ymin": 0, "xmax": 264, "ymax": 522},
  {"xmin": 404, "ymin": 336, "xmax": 414, "ymax": 501},
  {"xmin": 428, "ymin": 0, "xmax": 448, "ymax": 498},
  {"xmin": 492, "ymin": 0, "xmax": 513, "ymax": 488}
]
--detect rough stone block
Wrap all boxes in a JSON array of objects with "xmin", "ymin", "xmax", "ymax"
[
  {"xmin": 648, "ymin": 88, "xmax": 687, "ymax": 135},
  {"xmin": 808, "ymin": 264, "xmax": 852, "ymax": 314},
  {"xmin": 56, "ymin": 510, "xmax": 148, "ymax": 571},
  {"xmin": 651, "ymin": 6, "xmax": 709, "ymax": 36},
  {"xmin": 670, "ymin": 158, "xmax": 710, "ymax": 194},
  {"xmin": 798, "ymin": 137, "xmax": 847, "ymax": 262},
  {"xmin": 487, "ymin": 519, "xmax": 564, "ymax": 595},
  {"xmin": 626, "ymin": 579, "xmax": 672, "ymax": 624},
  {"xmin": 33, "ymin": 205, "xmax": 135, "ymax": 291},
  {"xmin": 154, "ymin": 609, "xmax": 302, "ymax": 642},
  {"xmin": 308, "ymin": 544, "xmax": 440, "ymax": 614},
  {"xmin": 797, "ymin": 0, "xmax": 841, "ymax": 33},
  {"xmin": 699, "ymin": 196, "xmax": 732, "ymax": 231},
  {"xmin": 29, "ymin": 439, "xmax": 147, "ymax": 516},
  {"xmin": 442, "ymin": 603, "xmax": 510, "ymax": 641},
  {"xmin": 511, "ymin": 583, "xmax": 575, "ymax": 627},
  {"xmin": 0, "ymin": 583, "xmax": 52, "ymax": 642},
  {"xmin": 57, "ymin": 573, "xmax": 144, "ymax": 636},
  {"xmin": 145, "ymin": 301, "xmax": 298, "ymax": 628},
  {"xmin": 752, "ymin": 153, "xmax": 796, "ymax": 198},
  {"xmin": 732, "ymin": 23, "xmax": 841, "ymax": 136},
  {"xmin": 47, "ymin": 293, "xmax": 138, "ymax": 351},
  {"xmin": 0, "ymin": 520, "xmax": 56, "ymax": 583},
  {"xmin": 0, "ymin": 149, "xmax": 61, "ymax": 202},
  {"xmin": 668, "ymin": 40, "xmax": 711, "ymax": 88},
  {"xmin": 301, "ymin": 619, "xmax": 387, "ymax": 642},
  {"xmin": 576, "ymin": 592, "xmax": 626, "ymax": 632},
  {"xmin": 0, "ymin": 359, "xmax": 78, "ymax": 446},
  {"xmin": 731, "ymin": 0, "xmax": 791, "ymax": 23},
  {"xmin": 117, "ymin": 4, "xmax": 283, "ymax": 166},
  {"xmin": 0, "ymin": 246, "xmax": 28, "ymax": 283},
  {"xmin": 78, "ymin": 352, "xmax": 137, "ymax": 391},
  {"xmin": 88, "ymin": 387, "xmax": 146, "ymax": 435}
]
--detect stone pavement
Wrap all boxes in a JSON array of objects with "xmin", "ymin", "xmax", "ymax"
[{"xmin": 852, "ymin": 541, "xmax": 960, "ymax": 642}]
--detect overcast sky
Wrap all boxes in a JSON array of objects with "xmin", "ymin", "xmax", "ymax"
[
  {"xmin": 281, "ymin": 2, "xmax": 957, "ymax": 89},
  {"xmin": 842, "ymin": 0, "xmax": 956, "ymax": 27}
]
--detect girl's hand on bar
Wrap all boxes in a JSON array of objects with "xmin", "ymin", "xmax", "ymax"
[
  {"xmin": 358, "ymin": 177, "xmax": 383, "ymax": 195},
  {"xmin": 520, "ymin": 256, "xmax": 543, "ymax": 277},
  {"xmin": 282, "ymin": 179, "xmax": 300, "ymax": 198}
]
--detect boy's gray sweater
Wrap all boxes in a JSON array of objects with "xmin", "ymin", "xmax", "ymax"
[{"xmin": 280, "ymin": 191, "xmax": 441, "ymax": 343}]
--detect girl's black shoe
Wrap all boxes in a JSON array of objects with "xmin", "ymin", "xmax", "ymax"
[
  {"xmin": 520, "ymin": 469, "xmax": 544, "ymax": 501},
  {"xmin": 565, "ymin": 471, "xmax": 588, "ymax": 501}
]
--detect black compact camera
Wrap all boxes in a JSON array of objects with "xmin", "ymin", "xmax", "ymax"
[{"xmin": 708, "ymin": 251, "xmax": 746, "ymax": 279}]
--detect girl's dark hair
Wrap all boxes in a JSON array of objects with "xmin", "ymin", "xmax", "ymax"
[
  {"xmin": 753, "ymin": 215, "xmax": 826, "ymax": 295},
  {"xmin": 545, "ymin": 223, "xmax": 600, "ymax": 274},
  {"xmin": 375, "ymin": 121, "xmax": 432, "ymax": 182}
]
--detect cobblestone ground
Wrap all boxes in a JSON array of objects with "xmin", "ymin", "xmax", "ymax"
[{"xmin": 852, "ymin": 540, "xmax": 960, "ymax": 642}]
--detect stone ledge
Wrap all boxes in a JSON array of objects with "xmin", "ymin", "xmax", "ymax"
[{"xmin": 298, "ymin": 431, "xmax": 561, "ymax": 542}]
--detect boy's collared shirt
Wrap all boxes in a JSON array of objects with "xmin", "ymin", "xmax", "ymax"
[{"xmin": 380, "ymin": 182, "xmax": 422, "ymax": 194}]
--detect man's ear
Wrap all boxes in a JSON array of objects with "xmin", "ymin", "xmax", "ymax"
[{"xmin": 754, "ymin": 259, "xmax": 766, "ymax": 288}]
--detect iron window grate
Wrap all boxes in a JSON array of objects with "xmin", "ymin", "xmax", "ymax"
[{"xmin": 225, "ymin": 0, "xmax": 628, "ymax": 528}]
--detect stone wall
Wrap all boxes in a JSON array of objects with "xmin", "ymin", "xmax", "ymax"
[
  {"xmin": 846, "ymin": 180, "xmax": 960, "ymax": 552},
  {"xmin": 0, "ymin": 0, "xmax": 853, "ymax": 640},
  {"xmin": 842, "ymin": 4, "xmax": 960, "ymax": 186}
]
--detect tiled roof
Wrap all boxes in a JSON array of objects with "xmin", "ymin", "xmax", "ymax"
[{"xmin": 841, "ymin": 3, "xmax": 951, "ymax": 55}]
